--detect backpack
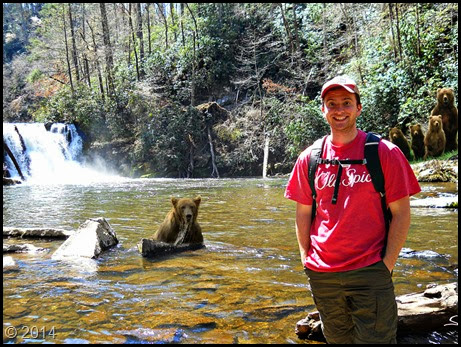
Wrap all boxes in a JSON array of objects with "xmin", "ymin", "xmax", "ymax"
[{"xmin": 307, "ymin": 132, "xmax": 392, "ymax": 249}]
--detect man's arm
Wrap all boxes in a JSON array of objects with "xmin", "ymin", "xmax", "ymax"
[
  {"xmin": 383, "ymin": 195, "xmax": 411, "ymax": 272},
  {"xmin": 295, "ymin": 202, "xmax": 313, "ymax": 266}
]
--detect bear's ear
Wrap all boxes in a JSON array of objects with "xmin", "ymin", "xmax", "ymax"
[
  {"xmin": 171, "ymin": 197, "xmax": 178, "ymax": 207},
  {"xmin": 193, "ymin": 196, "xmax": 201, "ymax": 207},
  {"xmin": 437, "ymin": 88, "xmax": 441, "ymax": 94}
]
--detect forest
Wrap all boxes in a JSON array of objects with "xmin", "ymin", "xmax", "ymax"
[{"xmin": 3, "ymin": 3, "xmax": 458, "ymax": 178}]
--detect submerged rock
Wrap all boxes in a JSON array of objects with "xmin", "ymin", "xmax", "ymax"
[
  {"xmin": 3, "ymin": 227, "xmax": 74, "ymax": 239},
  {"xmin": 52, "ymin": 217, "xmax": 118, "ymax": 259},
  {"xmin": 3, "ymin": 243, "xmax": 47, "ymax": 254},
  {"xmin": 3, "ymin": 256, "xmax": 17, "ymax": 269},
  {"xmin": 410, "ymin": 196, "xmax": 458, "ymax": 209}
]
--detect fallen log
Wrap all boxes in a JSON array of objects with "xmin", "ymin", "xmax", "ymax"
[
  {"xmin": 137, "ymin": 238, "xmax": 205, "ymax": 258},
  {"xmin": 295, "ymin": 282, "xmax": 458, "ymax": 342}
]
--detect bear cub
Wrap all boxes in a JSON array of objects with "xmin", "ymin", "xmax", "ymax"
[
  {"xmin": 153, "ymin": 196, "xmax": 203, "ymax": 245},
  {"xmin": 389, "ymin": 127, "xmax": 412, "ymax": 161},
  {"xmin": 424, "ymin": 115, "xmax": 446, "ymax": 159},
  {"xmin": 409, "ymin": 124, "xmax": 425, "ymax": 160}
]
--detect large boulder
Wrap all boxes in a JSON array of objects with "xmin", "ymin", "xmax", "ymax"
[{"xmin": 52, "ymin": 218, "xmax": 118, "ymax": 259}]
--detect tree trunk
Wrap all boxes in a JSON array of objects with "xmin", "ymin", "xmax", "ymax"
[
  {"xmin": 156, "ymin": 3, "xmax": 168, "ymax": 49},
  {"xmin": 136, "ymin": 3, "xmax": 144, "ymax": 77},
  {"xmin": 395, "ymin": 3, "xmax": 403, "ymax": 60},
  {"xmin": 128, "ymin": 3, "xmax": 140, "ymax": 81},
  {"xmin": 3, "ymin": 139, "xmax": 25, "ymax": 181},
  {"xmin": 278, "ymin": 3, "xmax": 294, "ymax": 55},
  {"xmin": 99, "ymin": 3, "xmax": 115, "ymax": 97},
  {"xmin": 180, "ymin": 3, "xmax": 185, "ymax": 47},
  {"xmin": 81, "ymin": 4, "xmax": 91, "ymax": 88},
  {"xmin": 185, "ymin": 3, "xmax": 199, "ymax": 49},
  {"xmin": 62, "ymin": 4, "xmax": 74, "ymax": 95},
  {"xmin": 170, "ymin": 3, "xmax": 177, "ymax": 42},
  {"xmin": 88, "ymin": 21, "xmax": 105, "ymax": 101},
  {"xmin": 262, "ymin": 136, "xmax": 270, "ymax": 178},
  {"xmin": 207, "ymin": 125, "xmax": 220, "ymax": 178},
  {"xmin": 68, "ymin": 3, "xmax": 80, "ymax": 82},
  {"xmin": 292, "ymin": 4, "xmax": 300, "ymax": 53},
  {"xmin": 388, "ymin": 3, "xmax": 398, "ymax": 60},
  {"xmin": 415, "ymin": 3, "xmax": 421, "ymax": 57},
  {"xmin": 146, "ymin": 4, "xmax": 152, "ymax": 55}
]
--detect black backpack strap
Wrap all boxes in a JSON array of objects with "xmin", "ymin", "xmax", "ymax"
[
  {"xmin": 364, "ymin": 132, "xmax": 393, "ymax": 256},
  {"xmin": 308, "ymin": 136, "xmax": 327, "ymax": 221}
]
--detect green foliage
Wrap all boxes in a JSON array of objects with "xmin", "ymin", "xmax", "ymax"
[
  {"xmin": 26, "ymin": 68, "xmax": 44, "ymax": 84},
  {"xmin": 347, "ymin": 3, "xmax": 458, "ymax": 135},
  {"xmin": 140, "ymin": 103, "xmax": 203, "ymax": 177},
  {"xmin": 284, "ymin": 97, "xmax": 329, "ymax": 158},
  {"xmin": 3, "ymin": 3, "xmax": 458, "ymax": 177}
]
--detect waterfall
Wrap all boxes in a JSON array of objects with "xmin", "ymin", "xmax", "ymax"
[{"xmin": 3, "ymin": 123, "xmax": 121, "ymax": 184}]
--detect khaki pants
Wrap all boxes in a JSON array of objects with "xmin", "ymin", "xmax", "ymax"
[{"xmin": 304, "ymin": 261, "xmax": 398, "ymax": 344}]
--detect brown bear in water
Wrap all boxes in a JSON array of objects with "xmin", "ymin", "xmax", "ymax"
[
  {"xmin": 409, "ymin": 124, "xmax": 425, "ymax": 160},
  {"xmin": 389, "ymin": 127, "xmax": 412, "ymax": 161},
  {"xmin": 424, "ymin": 115, "xmax": 446, "ymax": 160},
  {"xmin": 431, "ymin": 88, "xmax": 458, "ymax": 151},
  {"xmin": 152, "ymin": 196, "xmax": 203, "ymax": 245}
]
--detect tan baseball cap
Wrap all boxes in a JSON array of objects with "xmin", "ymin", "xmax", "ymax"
[{"xmin": 321, "ymin": 75, "xmax": 360, "ymax": 99}]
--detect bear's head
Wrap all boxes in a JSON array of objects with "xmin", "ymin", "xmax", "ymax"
[
  {"xmin": 437, "ymin": 88, "xmax": 455, "ymax": 106},
  {"xmin": 389, "ymin": 127, "xmax": 404, "ymax": 141},
  {"xmin": 171, "ymin": 196, "xmax": 201, "ymax": 224},
  {"xmin": 409, "ymin": 124, "xmax": 423, "ymax": 137},
  {"xmin": 429, "ymin": 115, "xmax": 443, "ymax": 131}
]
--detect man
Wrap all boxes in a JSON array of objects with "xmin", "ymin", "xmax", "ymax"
[{"xmin": 284, "ymin": 75, "xmax": 421, "ymax": 343}]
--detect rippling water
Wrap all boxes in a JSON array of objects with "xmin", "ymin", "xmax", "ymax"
[{"xmin": 3, "ymin": 178, "xmax": 458, "ymax": 343}]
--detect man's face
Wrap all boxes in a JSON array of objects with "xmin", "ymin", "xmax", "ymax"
[{"xmin": 321, "ymin": 88, "xmax": 362, "ymax": 134}]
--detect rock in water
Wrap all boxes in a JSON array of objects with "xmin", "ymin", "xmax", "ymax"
[
  {"xmin": 52, "ymin": 217, "xmax": 118, "ymax": 259},
  {"xmin": 295, "ymin": 282, "xmax": 458, "ymax": 341},
  {"xmin": 3, "ymin": 227, "xmax": 73, "ymax": 239}
]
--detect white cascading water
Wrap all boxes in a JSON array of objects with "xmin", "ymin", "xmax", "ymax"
[{"xmin": 3, "ymin": 123, "xmax": 122, "ymax": 184}]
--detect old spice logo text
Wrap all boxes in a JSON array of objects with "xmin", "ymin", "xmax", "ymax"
[{"xmin": 315, "ymin": 168, "xmax": 371, "ymax": 190}]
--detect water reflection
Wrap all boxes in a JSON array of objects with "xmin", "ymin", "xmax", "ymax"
[{"xmin": 3, "ymin": 178, "xmax": 458, "ymax": 343}]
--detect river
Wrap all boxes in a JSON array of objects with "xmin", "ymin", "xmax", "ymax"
[{"xmin": 3, "ymin": 178, "xmax": 458, "ymax": 343}]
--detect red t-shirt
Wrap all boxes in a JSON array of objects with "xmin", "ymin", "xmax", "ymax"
[{"xmin": 284, "ymin": 130, "xmax": 421, "ymax": 272}]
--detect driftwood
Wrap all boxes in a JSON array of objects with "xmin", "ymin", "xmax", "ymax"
[
  {"xmin": 137, "ymin": 238, "xmax": 205, "ymax": 258},
  {"xmin": 296, "ymin": 282, "xmax": 458, "ymax": 342}
]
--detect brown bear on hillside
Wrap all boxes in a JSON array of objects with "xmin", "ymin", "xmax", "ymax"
[
  {"xmin": 424, "ymin": 115, "xmax": 446, "ymax": 160},
  {"xmin": 389, "ymin": 127, "xmax": 412, "ymax": 161},
  {"xmin": 152, "ymin": 196, "xmax": 203, "ymax": 245},
  {"xmin": 409, "ymin": 124, "xmax": 425, "ymax": 160},
  {"xmin": 431, "ymin": 88, "xmax": 458, "ymax": 151}
]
